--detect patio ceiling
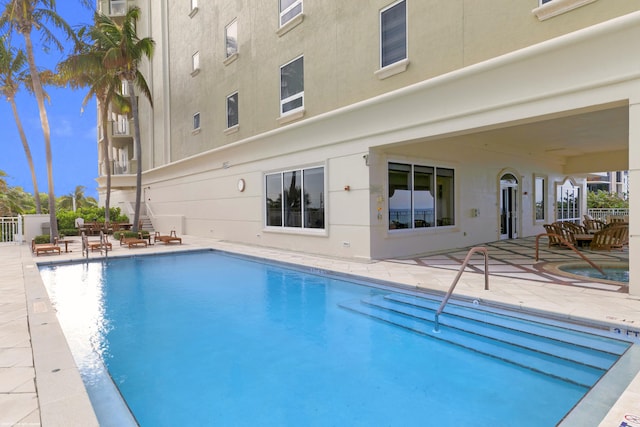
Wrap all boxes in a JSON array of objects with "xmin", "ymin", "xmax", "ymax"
[{"xmin": 385, "ymin": 103, "xmax": 629, "ymax": 174}]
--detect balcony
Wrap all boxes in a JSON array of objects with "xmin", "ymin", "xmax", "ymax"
[{"xmin": 111, "ymin": 118, "xmax": 132, "ymax": 138}]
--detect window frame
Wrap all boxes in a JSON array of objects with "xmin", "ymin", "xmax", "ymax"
[
  {"xmin": 554, "ymin": 177, "xmax": 582, "ymax": 223},
  {"xmin": 226, "ymin": 91, "xmax": 239, "ymax": 129},
  {"xmin": 191, "ymin": 51, "xmax": 200, "ymax": 75},
  {"xmin": 264, "ymin": 165, "xmax": 325, "ymax": 232},
  {"xmin": 388, "ymin": 161, "xmax": 456, "ymax": 231},
  {"xmin": 534, "ymin": 174, "xmax": 547, "ymax": 223},
  {"xmin": 225, "ymin": 19, "xmax": 238, "ymax": 59},
  {"xmin": 192, "ymin": 112, "xmax": 201, "ymax": 131},
  {"xmin": 279, "ymin": 0, "xmax": 303, "ymax": 28},
  {"xmin": 379, "ymin": 0, "xmax": 407, "ymax": 69},
  {"xmin": 279, "ymin": 55, "xmax": 304, "ymax": 116}
]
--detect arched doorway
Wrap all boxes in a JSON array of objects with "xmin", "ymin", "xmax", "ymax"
[{"xmin": 499, "ymin": 173, "xmax": 519, "ymax": 240}]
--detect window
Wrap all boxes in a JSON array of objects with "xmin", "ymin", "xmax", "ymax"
[
  {"xmin": 110, "ymin": 0, "xmax": 126, "ymax": 16},
  {"xmin": 192, "ymin": 51, "xmax": 200, "ymax": 74},
  {"xmin": 193, "ymin": 112, "xmax": 200, "ymax": 130},
  {"xmin": 380, "ymin": 0, "xmax": 407, "ymax": 68},
  {"xmin": 533, "ymin": 0, "xmax": 599, "ymax": 21},
  {"xmin": 280, "ymin": 56, "xmax": 304, "ymax": 115},
  {"xmin": 226, "ymin": 92, "xmax": 238, "ymax": 128},
  {"xmin": 555, "ymin": 178, "xmax": 581, "ymax": 223},
  {"xmin": 225, "ymin": 20, "xmax": 238, "ymax": 58},
  {"xmin": 280, "ymin": 0, "xmax": 302, "ymax": 27},
  {"xmin": 534, "ymin": 175, "xmax": 546, "ymax": 222},
  {"xmin": 265, "ymin": 166, "xmax": 324, "ymax": 229},
  {"xmin": 388, "ymin": 162, "xmax": 454, "ymax": 230}
]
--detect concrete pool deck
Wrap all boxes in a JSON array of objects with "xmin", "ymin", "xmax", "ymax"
[{"xmin": 1, "ymin": 235, "xmax": 638, "ymax": 426}]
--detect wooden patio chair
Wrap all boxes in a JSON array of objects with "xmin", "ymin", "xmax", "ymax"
[
  {"xmin": 119, "ymin": 233, "xmax": 148, "ymax": 248},
  {"xmin": 31, "ymin": 238, "xmax": 61, "ymax": 256},
  {"xmin": 583, "ymin": 217, "xmax": 606, "ymax": 234},
  {"xmin": 154, "ymin": 230, "xmax": 182, "ymax": 244},
  {"xmin": 589, "ymin": 224, "xmax": 629, "ymax": 251},
  {"xmin": 89, "ymin": 234, "xmax": 113, "ymax": 252},
  {"xmin": 559, "ymin": 221, "xmax": 588, "ymax": 235}
]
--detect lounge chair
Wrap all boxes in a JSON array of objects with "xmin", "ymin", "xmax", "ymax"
[
  {"xmin": 154, "ymin": 230, "xmax": 182, "ymax": 244},
  {"xmin": 119, "ymin": 234, "xmax": 148, "ymax": 248},
  {"xmin": 31, "ymin": 239, "xmax": 61, "ymax": 256},
  {"xmin": 89, "ymin": 234, "xmax": 113, "ymax": 252},
  {"xmin": 590, "ymin": 224, "xmax": 629, "ymax": 251}
]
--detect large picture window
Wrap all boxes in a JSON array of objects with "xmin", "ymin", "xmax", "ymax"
[
  {"xmin": 388, "ymin": 162, "xmax": 454, "ymax": 230},
  {"xmin": 265, "ymin": 166, "xmax": 324, "ymax": 229},
  {"xmin": 555, "ymin": 178, "xmax": 581, "ymax": 223},
  {"xmin": 380, "ymin": 0, "xmax": 407, "ymax": 68},
  {"xmin": 280, "ymin": 56, "xmax": 304, "ymax": 115}
]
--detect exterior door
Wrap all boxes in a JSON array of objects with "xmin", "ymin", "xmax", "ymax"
[{"xmin": 500, "ymin": 174, "xmax": 519, "ymax": 239}]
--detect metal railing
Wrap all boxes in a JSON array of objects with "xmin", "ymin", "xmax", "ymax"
[
  {"xmin": 587, "ymin": 208, "xmax": 629, "ymax": 223},
  {"xmin": 535, "ymin": 233, "xmax": 605, "ymax": 276},
  {"xmin": 433, "ymin": 246, "xmax": 489, "ymax": 332}
]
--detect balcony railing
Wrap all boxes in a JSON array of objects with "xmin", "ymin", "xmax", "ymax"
[
  {"xmin": 111, "ymin": 120, "xmax": 131, "ymax": 137},
  {"xmin": 100, "ymin": 160, "xmax": 137, "ymax": 176}
]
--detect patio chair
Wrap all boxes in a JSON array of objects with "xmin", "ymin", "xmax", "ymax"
[
  {"xmin": 590, "ymin": 224, "xmax": 629, "ymax": 251},
  {"xmin": 543, "ymin": 223, "xmax": 576, "ymax": 248},
  {"xmin": 31, "ymin": 238, "xmax": 61, "ymax": 256},
  {"xmin": 119, "ymin": 233, "xmax": 148, "ymax": 248},
  {"xmin": 154, "ymin": 230, "xmax": 182, "ymax": 244},
  {"xmin": 89, "ymin": 234, "xmax": 113, "ymax": 252},
  {"xmin": 583, "ymin": 216, "xmax": 606, "ymax": 234},
  {"xmin": 559, "ymin": 221, "xmax": 588, "ymax": 235}
]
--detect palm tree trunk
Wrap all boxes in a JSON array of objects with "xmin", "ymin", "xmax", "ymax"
[
  {"xmin": 128, "ymin": 80, "xmax": 142, "ymax": 233},
  {"xmin": 9, "ymin": 98, "xmax": 41, "ymax": 214},
  {"xmin": 23, "ymin": 32, "xmax": 57, "ymax": 242},
  {"xmin": 100, "ymin": 105, "xmax": 112, "ymax": 224}
]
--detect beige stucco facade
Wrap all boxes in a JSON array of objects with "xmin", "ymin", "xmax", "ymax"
[{"xmin": 96, "ymin": 1, "xmax": 638, "ymax": 292}]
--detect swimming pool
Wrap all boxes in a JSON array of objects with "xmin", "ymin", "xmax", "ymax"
[{"xmin": 39, "ymin": 251, "xmax": 634, "ymax": 426}]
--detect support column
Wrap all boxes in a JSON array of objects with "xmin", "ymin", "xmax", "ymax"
[{"xmin": 629, "ymin": 94, "xmax": 640, "ymax": 295}]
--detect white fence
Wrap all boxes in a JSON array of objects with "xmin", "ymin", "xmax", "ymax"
[
  {"xmin": 0, "ymin": 216, "xmax": 23, "ymax": 244},
  {"xmin": 587, "ymin": 208, "xmax": 629, "ymax": 222}
]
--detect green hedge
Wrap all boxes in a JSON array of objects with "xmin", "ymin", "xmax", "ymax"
[{"xmin": 56, "ymin": 207, "xmax": 129, "ymax": 230}]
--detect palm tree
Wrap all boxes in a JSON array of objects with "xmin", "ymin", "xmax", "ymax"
[
  {"xmin": 1, "ymin": 0, "xmax": 77, "ymax": 242},
  {"xmin": 57, "ymin": 185, "xmax": 97, "ymax": 211},
  {"xmin": 57, "ymin": 20, "xmax": 129, "ymax": 225},
  {"xmin": 94, "ymin": 7, "xmax": 154, "ymax": 232},
  {"xmin": 0, "ymin": 36, "xmax": 42, "ymax": 213}
]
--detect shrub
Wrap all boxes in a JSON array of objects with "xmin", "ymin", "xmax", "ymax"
[
  {"xmin": 59, "ymin": 228, "xmax": 79, "ymax": 237},
  {"xmin": 34, "ymin": 235, "xmax": 51, "ymax": 244}
]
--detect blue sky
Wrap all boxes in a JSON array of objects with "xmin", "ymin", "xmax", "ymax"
[{"xmin": 1, "ymin": 2, "xmax": 98, "ymax": 199}]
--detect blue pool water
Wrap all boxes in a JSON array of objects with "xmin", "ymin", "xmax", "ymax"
[
  {"xmin": 559, "ymin": 265, "xmax": 629, "ymax": 283},
  {"xmin": 39, "ymin": 251, "xmax": 630, "ymax": 426}
]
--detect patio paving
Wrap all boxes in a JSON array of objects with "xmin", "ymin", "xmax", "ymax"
[{"xmin": 0, "ymin": 235, "xmax": 637, "ymax": 426}]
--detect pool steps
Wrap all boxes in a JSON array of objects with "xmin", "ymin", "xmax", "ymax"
[{"xmin": 338, "ymin": 293, "xmax": 630, "ymax": 388}]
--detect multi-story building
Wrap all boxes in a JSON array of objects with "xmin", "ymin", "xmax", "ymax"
[
  {"xmin": 587, "ymin": 171, "xmax": 629, "ymax": 197},
  {"xmin": 96, "ymin": 0, "xmax": 639, "ymax": 292}
]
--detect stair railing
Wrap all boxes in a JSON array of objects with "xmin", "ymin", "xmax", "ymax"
[
  {"xmin": 535, "ymin": 233, "xmax": 605, "ymax": 276},
  {"xmin": 433, "ymin": 246, "xmax": 489, "ymax": 333}
]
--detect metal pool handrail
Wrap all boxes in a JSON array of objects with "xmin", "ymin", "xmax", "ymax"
[
  {"xmin": 433, "ymin": 246, "xmax": 489, "ymax": 333},
  {"xmin": 535, "ymin": 233, "xmax": 605, "ymax": 276}
]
